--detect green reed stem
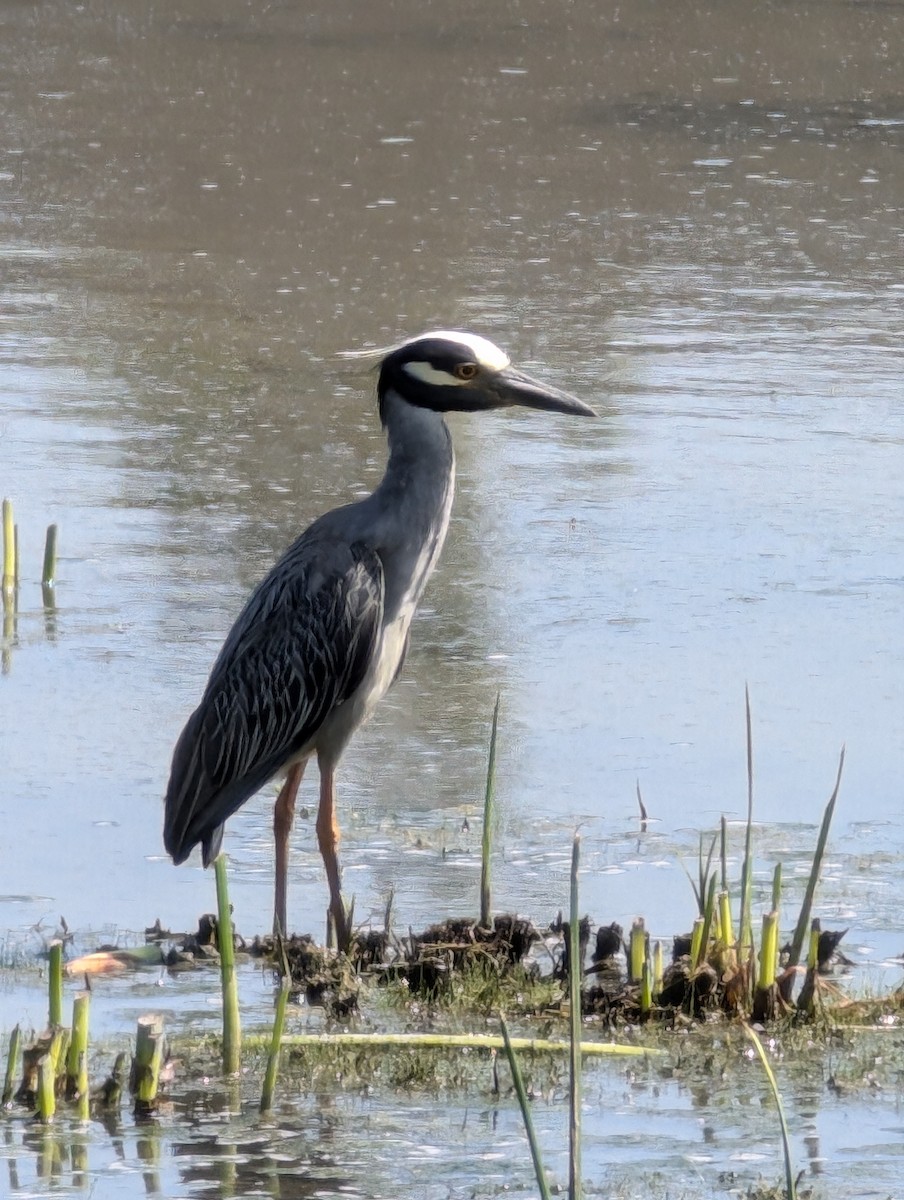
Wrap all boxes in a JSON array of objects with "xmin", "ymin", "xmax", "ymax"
[
  {"xmin": 690, "ymin": 916, "xmax": 705, "ymax": 969},
  {"xmin": 739, "ymin": 686, "xmax": 755, "ymax": 960},
  {"xmin": 758, "ymin": 911, "xmax": 779, "ymax": 991},
  {"xmin": 568, "ymin": 834, "xmax": 583, "ymax": 1200},
  {"xmin": 98, "ymin": 1051, "xmax": 128, "ymax": 1110},
  {"xmin": 807, "ymin": 918, "xmax": 821, "ymax": 970},
  {"xmin": 2, "ymin": 1024, "xmax": 21, "ymax": 1107},
  {"xmin": 48, "ymin": 941, "xmax": 63, "ymax": 1028},
  {"xmin": 42, "ymin": 524, "xmax": 58, "ymax": 588},
  {"xmin": 37, "ymin": 1045, "xmax": 59, "ymax": 1123},
  {"xmin": 131, "ymin": 1014, "xmax": 165, "ymax": 1115},
  {"xmin": 67, "ymin": 993, "xmax": 91, "ymax": 1118},
  {"xmin": 640, "ymin": 960, "xmax": 652, "ymax": 1015},
  {"xmin": 695, "ymin": 874, "xmax": 718, "ymax": 969},
  {"xmin": 628, "ymin": 918, "xmax": 646, "ymax": 984},
  {"xmin": 215, "ymin": 854, "xmax": 241, "ymax": 1074},
  {"xmin": 260, "ymin": 944, "xmax": 291, "ymax": 1115},
  {"xmin": 480, "ymin": 693, "xmax": 500, "ymax": 928},
  {"xmin": 652, "ymin": 940, "xmax": 663, "ymax": 995},
  {"xmin": 719, "ymin": 890, "xmax": 735, "ymax": 953},
  {"xmin": 786, "ymin": 748, "xmax": 844, "ymax": 970},
  {"xmin": 1, "ymin": 499, "xmax": 15, "ymax": 591},
  {"xmin": 743, "ymin": 1024, "xmax": 797, "ymax": 1200},
  {"xmin": 501, "ymin": 1015, "xmax": 552, "ymax": 1200}
]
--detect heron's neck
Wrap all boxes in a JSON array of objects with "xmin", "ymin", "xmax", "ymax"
[
  {"xmin": 371, "ymin": 388, "xmax": 456, "ymax": 613},
  {"xmin": 378, "ymin": 387, "xmax": 454, "ymax": 497}
]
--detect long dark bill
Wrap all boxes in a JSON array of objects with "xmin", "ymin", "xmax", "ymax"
[{"xmin": 493, "ymin": 367, "xmax": 597, "ymax": 417}]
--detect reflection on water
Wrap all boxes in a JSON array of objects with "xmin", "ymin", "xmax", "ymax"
[{"xmin": 1, "ymin": 1, "xmax": 904, "ymax": 1191}]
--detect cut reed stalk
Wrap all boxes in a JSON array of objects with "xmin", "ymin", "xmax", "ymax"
[
  {"xmin": 568, "ymin": 834, "xmax": 583, "ymax": 1200},
  {"xmin": 752, "ymin": 910, "xmax": 780, "ymax": 1022},
  {"xmin": 628, "ymin": 918, "xmax": 646, "ymax": 985},
  {"xmin": 480, "ymin": 693, "xmax": 500, "ymax": 928},
  {"xmin": 42, "ymin": 523, "xmax": 58, "ymax": 588},
  {"xmin": 37, "ymin": 1048, "xmax": 58, "ymax": 1123},
  {"xmin": 719, "ymin": 891, "xmax": 735, "ymax": 954},
  {"xmin": 131, "ymin": 1015, "xmax": 165, "ymax": 1116},
  {"xmin": 97, "ymin": 1051, "xmax": 128, "ymax": 1110},
  {"xmin": 48, "ymin": 940, "xmax": 64, "ymax": 1028},
  {"xmin": 1, "ymin": 498, "xmax": 15, "ymax": 593},
  {"xmin": 2, "ymin": 1024, "xmax": 21, "ymax": 1107},
  {"xmin": 215, "ymin": 854, "xmax": 241, "ymax": 1075},
  {"xmin": 758, "ymin": 912, "xmax": 778, "ymax": 991},
  {"xmin": 689, "ymin": 916, "xmax": 704, "ymax": 969},
  {"xmin": 807, "ymin": 918, "xmax": 821, "ymax": 970},
  {"xmin": 652, "ymin": 940, "xmax": 663, "ymax": 995},
  {"xmin": 640, "ymin": 960, "xmax": 652, "ymax": 1016},
  {"xmin": 52, "ymin": 1028, "xmax": 70, "ymax": 1083},
  {"xmin": 66, "ymin": 993, "xmax": 90, "ymax": 1111},
  {"xmin": 500, "ymin": 1015, "xmax": 552, "ymax": 1200}
]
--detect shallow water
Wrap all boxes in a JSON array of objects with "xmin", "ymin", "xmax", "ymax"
[
  {"xmin": 2, "ymin": 0, "xmax": 904, "ymax": 1193},
  {"xmin": 2, "ymin": 977, "xmax": 904, "ymax": 1200}
]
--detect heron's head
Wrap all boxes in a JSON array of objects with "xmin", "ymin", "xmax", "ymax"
[{"xmin": 376, "ymin": 331, "xmax": 596, "ymax": 422}]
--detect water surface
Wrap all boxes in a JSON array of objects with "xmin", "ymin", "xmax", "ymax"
[{"xmin": 1, "ymin": 1, "xmax": 903, "ymax": 1192}]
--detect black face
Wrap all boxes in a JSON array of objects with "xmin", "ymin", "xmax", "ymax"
[
  {"xmin": 377, "ymin": 331, "xmax": 596, "ymax": 422},
  {"xmin": 378, "ymin": 334, "xmax": 499, "ymax": 417}
]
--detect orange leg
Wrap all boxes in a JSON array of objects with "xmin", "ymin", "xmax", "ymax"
[
  {"xmin": 315, "ymin": 758, "xmax": 350, "ymax": 951},
  {"xmin": 273, "ymin": 759, "xmax": 307, "ymax": 939}
]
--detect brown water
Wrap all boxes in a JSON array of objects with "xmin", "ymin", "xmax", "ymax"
[{"xmin": 2, "ymin": 1, "xmax": 904, "ymax": 1194}]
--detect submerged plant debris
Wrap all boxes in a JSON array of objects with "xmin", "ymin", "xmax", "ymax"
[{"xmin": 66, "ymin": 902, "xmax": 861, "ymax": 1029}]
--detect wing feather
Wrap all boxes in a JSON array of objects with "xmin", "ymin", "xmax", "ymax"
[{"xmin": 164, "ymin": 531, "xmax": 384, "ymax": 865}]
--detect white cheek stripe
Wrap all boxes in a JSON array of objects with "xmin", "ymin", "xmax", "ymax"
[{"xmin": 403, "ymin": 360, "xmax": 470, "ymax": 387}]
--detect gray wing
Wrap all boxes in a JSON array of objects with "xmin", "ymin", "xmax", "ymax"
[{"xmin": 163, "ymin": 529, "xmax": 384, "ymax": 866}]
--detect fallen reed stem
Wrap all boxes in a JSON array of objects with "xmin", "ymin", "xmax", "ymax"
[{"xmin": 240, "ymin": 1031, "xmax": 659, "ymax": 1057}]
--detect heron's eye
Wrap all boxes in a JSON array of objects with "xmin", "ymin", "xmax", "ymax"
[{"xmin": 454, "ymin": 362, "xmax": 479, "ymax": 381}]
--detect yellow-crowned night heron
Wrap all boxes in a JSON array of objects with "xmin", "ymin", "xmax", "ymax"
[{"xmin": 163, "ymin": 331, "xmax": 595, "ymax": 948}]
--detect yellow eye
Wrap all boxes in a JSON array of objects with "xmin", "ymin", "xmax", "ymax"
[{"xmin": 454, "ymin": 362, "xmax": 479, "ymax": 381}]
